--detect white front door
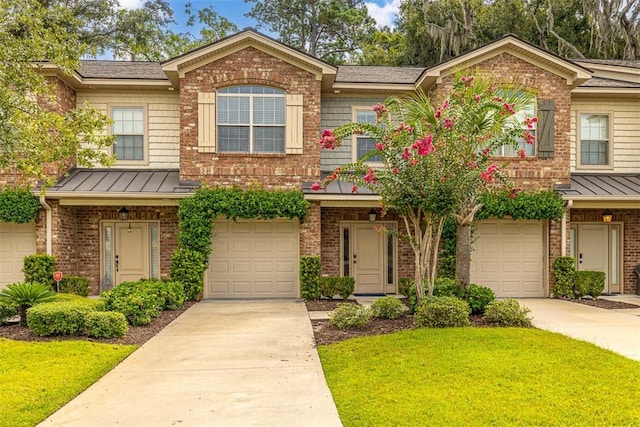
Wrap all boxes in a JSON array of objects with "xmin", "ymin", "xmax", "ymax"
[
  {"xmin": 353, "ymin": 224, "xmax": 385, "ymax": 294},
  {"xmin": 575, "ymin": 224, "xmax": 615, "ymax": 293}
]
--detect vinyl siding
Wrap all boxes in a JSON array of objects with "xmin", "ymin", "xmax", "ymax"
[
  {"xmin": 320, "ymin": 96, "xmax": 385, "ymax": 172},
  {"xmin": 571, "ymin": 98, "xmax": 640, "ymax": 173},
  {"xmin": 77, "ymin": 91, "xmax": 180, "ymax": 168}
]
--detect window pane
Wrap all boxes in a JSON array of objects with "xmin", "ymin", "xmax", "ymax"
[
  {"xmin": 254, "ymin": 97, "xmax": 285, "ymax": 124},
  {"xmin": 150, "ymin": 224, "xmax": 159, "ymax": 280},
  {"xmin": 356, "ymin": 110, "xmax": 376, "ymax": 123},
  {"xmin": 218, "ymin": 126, "xmax": 249, "ymax": 152},
  {"xmin": 611, "ymin": 225, "xmax": 618, "ymax": 285},
  {"xmin": 103, "ymin": 226, "xmax": 113, "ymax": 289},
  {"xmin": 343, "ymin": 227, "xmax": 350, "ymax": 277},
  {"xmin": 580, "ymin": 114, "xmax": 609, "ymax": 165},
  {"xmin": 581, "ymin": 140, "xmax": 608, "ymax": 165},
  {"xmin": 218, "ymin": 97, "xmax": 250, "ymax": 124},
  {"xmin": 387, "ymin": 234, "xmax": 394, "ymax": 285},
  {"xmin": 357, "ymin": 136, "xmax": 382, "ymax": 162},
  {"xmin": 254, "ymin": 127, "xmax": 285, "ymax": 153},
  {"xmin": 115, "ymin": 135, "xmax": 144, "ymax": 160}
]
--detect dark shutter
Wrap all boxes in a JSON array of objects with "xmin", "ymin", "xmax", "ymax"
[{"xmin": 537, "ymin": 99, "xmax": 555, "ymax": 159}]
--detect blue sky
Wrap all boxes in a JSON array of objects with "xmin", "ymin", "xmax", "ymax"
[{"xmin": 119, "ymin": 0, "xmax": 400, "ymax": 32}]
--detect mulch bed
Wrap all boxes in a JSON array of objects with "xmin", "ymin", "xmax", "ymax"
[
  {"xmin": 567, "ymin": 298, "xmax": 639, "ymax": 310},
  {"xmin": 0, "ymin": 301, "xmax": 196, "ymax": 346}
]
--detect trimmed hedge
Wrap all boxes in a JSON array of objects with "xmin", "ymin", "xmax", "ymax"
[
  {"xmin": 27, "ymin": 301, "xmax": 98, "ymax": 336},
  {"xmin": 319, "ymin": 276, "xmax": 355, "ymax": 300},
  {"xmin": 553, "ymin": 257, "xmax": 576, "ymax": 298},
  {"xmin": 23, "ymin": 254, "xmax": 56, "ymax": 289},
  {"xmin": 576, "ymin": 271, "xmax": 606, "ymax": 299},
  {"xmin": 58, "ymin": 276, "xmax": 90, "ymax": 297},
  {"xmin": 370, "ymin": 296, "xmax": 405, "ymax": 320},
  {"xmin": 467, "ymin": 284, "xmax": 496, "ymax": 315},
  {"xmin": 83, "ymin": 311, "xmax": 128, "ymax": 338},
  {"xmin": 170, "ymin": 248, "xmax": 206, "ymax": 301},
  {"xmin": 300, "ymin": 256, "xmax": 321, "ymax": 301},
  {"xmin": 329, "ymin": 303, "xmax": 371, "ymax": 329},
  {"xmin": 414, "ymin": 296, "xmax": 471, "ymax": 328},
  {"xmin": 483, "ymin": 299, "xmax": 533, "ymax": 327}
]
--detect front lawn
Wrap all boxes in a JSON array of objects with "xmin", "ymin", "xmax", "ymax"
[
  {"xmin": 0, "ymin": 338, "xmax": 136, "ymax": 427},
  {"xmin": 319, "ymin": 328, "xmax": 640, "ymax": 426}
]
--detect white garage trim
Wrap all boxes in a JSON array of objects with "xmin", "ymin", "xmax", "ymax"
[
  {"xmin": 205, "ymin": 219, "xmax": 300, "ymax": 299},
  {"xmin": 0, "ymin": 222, "xmax": 36, "ymax": 289},
  {"xmin": 470, "ymin": 219, "xmax": 547, "ymax": 298}
]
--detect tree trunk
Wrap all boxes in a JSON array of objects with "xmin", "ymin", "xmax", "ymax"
[
  {"xmin": 19, "ymin": 304, "xmax": 28, "ymax": 326},
  {"xmin": 455, "ymin": 221, "xmax": 472, "ymax": 297}
]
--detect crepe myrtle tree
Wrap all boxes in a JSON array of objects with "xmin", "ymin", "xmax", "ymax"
[{"xmin": 311, "ymin": 74, "xmax": 534, "ymax": 301}]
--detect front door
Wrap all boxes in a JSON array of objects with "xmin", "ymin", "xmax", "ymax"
[
  {"xmin": 574, "ymin": 223, "xmax": 620, "ymax": 293},
  {"xmin": 102, "ymin": 222, "xmax": 158, "ymax": 290},
  {"xmin": 353, "ymin": 224, "xmax": 385, "ymax": 294},
  {"xmin": 115, "ymin": 223, "xmax": 149, "ymax": 284}
]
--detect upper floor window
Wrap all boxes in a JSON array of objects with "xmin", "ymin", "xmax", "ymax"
[
  {"xmin": 494, "ymin": 100, "xmax": 536, "ymax": 157},
  {"xmin": 354, "ymin": 108, "xmax": 382, "ymax": 163},
  {"xmin": 579, "ymin": 113, "xmax": 610, "ymax": 167},
  {"xmin": 217, "ymin": 86, "xmax": 285, "ymax": 153},
  {"xmin": 112, "ymin": 107, "xmax": 144, "ymax": 161}
]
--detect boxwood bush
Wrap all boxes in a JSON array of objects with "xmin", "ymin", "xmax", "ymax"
[
  {"xmin": 329, "ymin": 303, "xmax": 371, "ymax": 329},
  {"xmin": 83, "ymin": 311, "xmax": 128, "ymax": 338},
  {"xmin": 575, "ymin": 271, "xmax": 606, "ymax": 299},
  {"xmin": 483, "ymin": 299, "xmax": 533, "ymax": 327},
  {"xmin": 553, "ymin": 256, "xmax": 576, "ymax": 298},
  {"xmin": 27, "ymin": 301, "xmax": 97, "ymax": 336},
  {"xmin": 370, "ymin": 297, "xmax": 405, "ymax": 320},
  {"xmin": 467, "ymin": 284, "xmax": 496, "ymax": 315},
  {"xmin": 300, "ymin": 256, "xmax": 321, "ymax": 301},
  {"xmin": 433, "ymin": 277, "xmax": 464, "ymax": 298},
  {"xmin": 414, "ymin": 296, "xmax": 471, "ymax": 328},
  {"xmin": 0, "ymin": 303, "xmax": 17, "ymax": 324},
  {"xmin": 58, "ymin": 276, "xmax": 90, "ymax": 297}
]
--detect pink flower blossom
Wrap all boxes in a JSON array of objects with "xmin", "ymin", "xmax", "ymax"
[
  {"xmin": 509, "ymin": 192, "xmax": 516, "ymax": 199},
  {"xmin": 402, "ymin": 147, "xmax": 411, "ymax": 160},
  {"xmin": 443, "ymin": 118, "xmax": 454, "ymax": 129},
  {"xmin": 310, "ymin": 182, "xmax": 322, "ymax": 191},
  {"xmin": 351, "ymin": 185, "xmax": 358, "ymax": 193},
  {"xmin": 434, "ymin": 107, "xmax": 442, "ymax": 119},
  {"xmin": 518, "ymin": 148, "xmax": 526, "ymax": 159},
  {"xmin": 460, "ymin": 76, "xmax": 474, "ymax": 85},
  {"xmin": 319, "ymin": 129, "xmax": 336, "ymax": 149},
  {"xmin": 481, "ymin": 148, "xmax": 491, "ymax": 156},
  {"xmin": 480, "ymin": 164, "xmax": 498, "ymax": 183},
  {"xmin": 409, "ymin": 158, "xmax": 419, "ymax": 166},
  {"xmin": 363, "ymin": 168, "xmax": 377, "ymax": 183},
  {"xmin": 375, "ymin": 142, "xmax": 386, "ymax": 151},
  {"xmin": 503, "ymin": 103, "xmax": 515, "ymax": 114},
  {"xmin": 524, "ymin": 116, "xmax": 538, "ymax": 129},
  {"xmin": 443, "ymin": 99, "xmax": 449, "ymax": 109},
  {"xmin": 328, "ymin": 172, "xmax": 338, "ymax": 181},
  {"xmin": 373, "ymin": 103, "xmax": 388, "ymax": 119},
  {"xmin": 467, "ymin": 161, "xmax": 476, "ymax": 168},
  {"xmin": 474, "ymin": 94, "xmax": 481, "ymax": 103},
  {"xmin": 414, "ymin": 135, "xmax": 435, "ymax": 156},
  {"xmin": 523, "ymin": 130, "xmax": 535, "ymax": 144},
  {"xmin": 393, "ymin": 167, "xmax": 399, "ymax": 174}
]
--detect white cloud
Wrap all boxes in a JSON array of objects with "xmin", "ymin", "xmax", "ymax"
[
  {"xmin": 366, "ymin": 0, "xmax": 401, "ymax": 28},
  {"xmin": 118, "ymin": 0, "xmax": 143, "ymax": 10}
]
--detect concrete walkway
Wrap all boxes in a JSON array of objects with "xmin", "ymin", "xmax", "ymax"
[
  {"xmin": 40, "ymin": 300, "xmax": 342, "ymax": 427},
  {"xmin": 519, "ymin": 297, "xmax": 640, "ymax": 361}
]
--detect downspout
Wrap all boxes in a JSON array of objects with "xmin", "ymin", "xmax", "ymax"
[
  {"xmin": 39, "ymin": 196, "xmax": 52, "ymax": 256},
  {"xmin": 561, "ymin": 199, "xmax": 573, "ymax": 257}
]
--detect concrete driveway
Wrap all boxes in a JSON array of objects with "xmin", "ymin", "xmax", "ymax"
[
  {"xmin": 40, "ymin": 300, "xmax": 342, "ymax": 427},
  {"xmin": 520, "ymin": 297, "xmax": 640, "ymax": 361}
]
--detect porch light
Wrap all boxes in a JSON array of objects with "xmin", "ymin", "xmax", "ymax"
[
  {"xmin": 118, "ymin": 207, "xmax": 129, "ymax": 221},
  {"xmin": 368, "ymin": 208, "xmax": 377, "ymax": 222},
  {"xmin": 602, "ymin": 209, "xmax": 613, "ymax": 223}
]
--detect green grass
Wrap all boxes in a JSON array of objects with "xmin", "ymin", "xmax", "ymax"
[
  {"xmin": 319, "ymin": 328, "xmax": 640, "ymax": 426},
  {"xmin": 0, "ymin": 338, "xmax": 136, "ymax": 427}
]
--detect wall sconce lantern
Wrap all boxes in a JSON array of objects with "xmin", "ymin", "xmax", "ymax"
[
  {"xmin": 118, "ymin": 207, "xmax": 129, "ymax": 221},
  {"xmin": 368, "ymin": 208, "xmax": 377, "ymax": 222},
  {"xmin": 602, "ymin": 209, "xmax": 613, "ymax": 223}
]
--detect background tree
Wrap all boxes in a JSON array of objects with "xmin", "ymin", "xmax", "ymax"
[
  {"xmin": 245, "ymin": 0, "xmax": 376, "ymax": 63},
  {"xmin": 0, "ymin": 0, "xmax": 114, "ymax": 188},
  {"xmin": 313, "ymin": 74, "xmax": 532, "ymax": 300}
]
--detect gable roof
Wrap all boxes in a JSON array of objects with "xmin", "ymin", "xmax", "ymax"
[
  {"xmin": 417, "ymin": 34, "xmax": 592, "ymax": 89},
  {"xmin": 161, "ymin": 28, "xmax": 337, "ymax": 87},
  {"xmin": 77, "ymin": 61, "xmax": 167, "ymax": 80},
  {"xmin": 335, "ymin": 66, "xmax": 425, "ymax": 84}
]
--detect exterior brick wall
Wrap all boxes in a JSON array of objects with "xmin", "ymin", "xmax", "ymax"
[
  {"xmin": 570, "ymin": 208, "xmax": 638, "ymax": 295},
  {"xmin": 300, "ymin": 201, "xmax": 321, "ymax": 256},
  {"xmin": 320, "ymin": 207, "xmax": 413, "ymax": 281},
  {"xmin": 179, "ymin": 46, "xmax": 321, "ymax": 189},
  {"xmin": 435, "ymin": 53, "xmax": 572, "ymax": 191}
]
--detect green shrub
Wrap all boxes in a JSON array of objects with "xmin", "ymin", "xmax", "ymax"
[
  {"xmin": 0, "ymin": 282, "xmax": 57, "ymax": 325},
  {"xmin": 144, "ymin": 280, "xmax": 186, "ymax": 310},
  {"xmin": 83, "ymin": 311, "xmax": 128, "ymax": 338},
  {"xmin": 0, "ymin": 303, "xmax": 17, "ymax": 324},
  {"xmin": 433, "ymin": 277, "xmax": 464, "ymax": 298},
  {"xmin": 370, "ymin": 297, "xmax": 405, "ymax": 320},
  {"xmin": 58, "ymin": 276, "xmax": 90, "ymax": 296},
  {"xmin": 576, "ymin": 271, "xmax": 606, "ymax": 299},
  {"xmin": 170, "ymin": 248, "xmax": 206, "ymax": 301},
  {"xmin": 467, "ymin": 284, "xmax": 496, "ymax": 314},
  {"xmin": 101, "ymin": 280, "xmax": 166, "ymax": 326},
  {"xmin": 399, "ymin": 278, "xmax": 418, "ymax": 314},
  {"xmin": 300, "ymin": 256, "xmax": 321, "ymax": 300},
  {"xmin": 329, "ymin": 303, "xmax": 371, "ymax": 329},
  {"xmin": 319, "ymin": 277, "xmax": 340, "ymax": 299},
  {"xmin": 23, "ymin": 254, "xmax": 56, "ymax": 289},
  {"xmin": 53, "ymin": 293, "xmax": 105, "ymax": 310},
  {"xmin": 483, "ymin": 299, "xmax": 533, "ymax": 327},
  {"xmin": 27, "ymin": 302, "xmax": 96, "ymax": 336},
  {"xmin": 414, "ymin": 296, "xmax": 471, "ymax": 328},
  {"xmin": 553, "ymin": 256, "xmax": 576, "ymax": 298},
  {"xmin": 337, "ymin": 277, "xmax": 355, "ymax": 299}
]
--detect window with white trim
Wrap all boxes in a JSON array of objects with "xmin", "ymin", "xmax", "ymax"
[
  {"xmin": 579, "ymin": 113, "xmax": 610, "ymax": 166},
  {"xmin": 112, "ymin": 107, "xmax": 145, "ymax": 161},
  {"xmin": 354, "ymin": 108, "xmax": 382, "ymax": 162},
  {"xmin": 494, "ymin": 100, "xmax": 536, "ymax": 156},
  {"xmin": 217, "ymin": 86, "xmax": 285, "ymax": 153}
]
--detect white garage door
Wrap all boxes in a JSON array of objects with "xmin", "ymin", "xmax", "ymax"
[
  {"xmin": 470, "ymin": 220, "xmax": 545, "ymax": 297},
  {"xmin": 205, "ymin": 219, "xmax": 299, "ymax": 299},
  {"xmin": 0, "ymin": 222, "xmax": 36, "ymax": 289}
]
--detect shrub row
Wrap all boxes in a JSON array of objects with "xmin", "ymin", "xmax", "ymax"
[
  {"xmin": 329, "ymin": 297, "xmax": 407, "ymax": 329},
  {"xmin": 101, "ymin": 279, "xmax": 186, "ymax": 326},
  {"xmin": 27, "ymin": 299, "xmax": 128, "ymax": 338},
  {"xmin": 553, "ymin": 257, "xmax": 605, "ymax": 299},
  {"xmin": 319, "ymin": 276, "xmax": 355, "ymax": 300},
  {"xmin": 399, "ymin": 277, "xmax": 496, "ymax": 315}
]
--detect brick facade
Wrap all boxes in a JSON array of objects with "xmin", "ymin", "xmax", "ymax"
[{"xmin": 179, "ymin": 47, "xmax": 321, "ymax": 189}]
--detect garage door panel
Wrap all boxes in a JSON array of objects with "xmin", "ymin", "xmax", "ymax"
[
  {"xmin": 206, "ymin": 219, "xmax": 299, "ymax": 298},
  {"xmin": 0, "ymin": 222, "xmax": 36, "ymax": 288},
  {"xmin": 471, "ymin": 220, "xmax": 544, "ymax": 298}
]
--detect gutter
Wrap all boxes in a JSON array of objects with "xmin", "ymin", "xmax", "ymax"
[{"xmin": 39, "ymin": 196, "xmax": 52, "ymax": 256}]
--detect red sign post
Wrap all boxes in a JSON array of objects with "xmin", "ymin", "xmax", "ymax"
[{"xmin": 53, "ymin": 271, "xmax": 63, "ymax": 292}]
